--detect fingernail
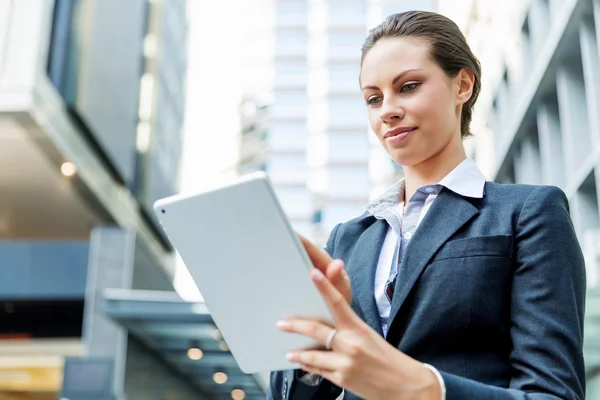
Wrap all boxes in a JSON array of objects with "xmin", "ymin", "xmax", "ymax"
[
  {"xmin": 312, "ymin": 269, "xmax": 324, "ymax": 282},
  {"xmin": 286, "ymin": 352, "xmax": 297, "ymax": 362},
  {"xmin": 276, "ymin": 320, "xmax": 288, "ymax": 329}
]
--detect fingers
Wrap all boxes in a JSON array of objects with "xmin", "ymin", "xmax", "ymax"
[
  {"xmin": 297, "ymin": 233, "xmax": 332, "ymax": 272},
  {"xmin": 276, "ymin": 319, "xmax": 334, "ymax": 347},
  {"xmin": 286, "ymin": 350, "xmax": 348, "ymax": 372},
  {"xmin": 325, "ymin": 260, "xmax": 351, "ymax": 304},
  {"xmin": 298, "ymin": 363, "xmax": 330, "ymax": 377},
  {"xmin": 302, "ymin": 366, "xmax": 339, "ymax": 389},
  {"xmin": 311, "ymin": 269, "xmax": 357, "ymax": 326},
  {"xmin": 325, "ymin": 259, "xmax": 344, "ymax": 281},
  {"xmin": 290, "ymin": 350, "xmax": 354, "ymax": 391},
  {"xmin": 296, "ymin": 234, "xmax": 351, "ymax": 303}
]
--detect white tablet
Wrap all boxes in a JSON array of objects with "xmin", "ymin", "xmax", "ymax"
[{"xmin": 153, "ymin": 172, "xmax": 335, "ymax": 374}]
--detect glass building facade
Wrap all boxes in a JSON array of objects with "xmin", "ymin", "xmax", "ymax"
[
  {"xmin": 0, "ymin": 1, "xmax": 268, "ymax": 398},
  {"xmin": 463, "ymin": 0, "xmax": 600, "ymax": 396}
]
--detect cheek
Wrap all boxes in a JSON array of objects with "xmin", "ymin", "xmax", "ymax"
[{"xmin": 411, "ymin": 89, "xmax": 453, "ymax": 128}]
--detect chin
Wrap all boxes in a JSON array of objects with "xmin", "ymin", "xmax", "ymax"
[
  {"xmin": 388, "ymin": 150, "xmax": 424, "ymax": 167},
  {"xmin": 388, "ymin": 142, "xmax": 444, "ymax": 168}
]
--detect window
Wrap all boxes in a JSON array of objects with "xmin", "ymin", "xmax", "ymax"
[
  {"xmin": 329, "ymin": 32, "xmax": 365, "ymax": 49},
  {"xmin": 329, "ymin": 97, "xmax": 367, "ymax": 125},
  {"xmin": 329, "ymin": 64, "xmax": 360, "ymax": 87},
  {"xmin": 275, "ymin": 29, "xmax": 307, "ymax": 46},
  {"xmin": 276, "ymin": 1, "xmax": 307, "ymax": 23},
  {"xmin": 276, "ymin": 61, "xmax": 307, "ymax": 77},
  {"xmin": 269, "ymin": 122, "xmax": 307, "ymax": 150},
  {"xmin": 274, "ymin": 90, "xmax": 307, "ymax": 106},
  {"xmin": 329, "ymin": 1, "xmax": 366, "ymax": 16}
]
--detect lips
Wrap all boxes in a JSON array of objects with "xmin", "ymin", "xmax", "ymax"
[
  {"xmin": 384, "ymin": 126, "xmax": 417, "ymax": 143},
  {"xmin": 384, "ymin": 126, "xmax": 416, "ymax": 138}
]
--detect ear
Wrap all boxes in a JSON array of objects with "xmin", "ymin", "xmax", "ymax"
[{"xmin": 455, "ymin": 68, "xmax": 475, "ymax": 106}]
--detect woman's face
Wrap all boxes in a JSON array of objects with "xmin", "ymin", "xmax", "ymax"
[{"xmin": 360, "ymin": 36, "xmax": 470, "ymax": 167}]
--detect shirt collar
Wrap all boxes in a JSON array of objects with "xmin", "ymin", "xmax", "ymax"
[
  {"xmin": 366, "ymin": 158, "xmax": 486, "ymax": 216},
  {"xmin": 438, "ymin": 158, "xmax": 486, "ymax": 199}
]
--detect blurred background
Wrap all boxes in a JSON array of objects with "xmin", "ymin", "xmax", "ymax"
[{"xmin": 0, "ymin": 0, "xmax": 599, "ymax": 398}]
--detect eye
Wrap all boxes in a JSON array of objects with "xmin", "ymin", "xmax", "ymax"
[
  {"xmin": 400, "ymin": 82, "xmax": 420, "ymax": 93},
  {"xmin": 366, "ymin": 96, "xmax": 382, "ymax": 106}
]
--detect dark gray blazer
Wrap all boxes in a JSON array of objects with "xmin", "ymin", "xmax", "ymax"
[{"xmin": 267, "ymin": 183, "xmax": 586, "ymax": 400}]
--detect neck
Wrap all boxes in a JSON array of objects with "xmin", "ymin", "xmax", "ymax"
[{"xmin": 402, "ymin": 138, "xmax": 466, "ymax": 203}]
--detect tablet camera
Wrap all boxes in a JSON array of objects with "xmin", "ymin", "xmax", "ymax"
[{"xmin": 161, "ymin": 209, "xmax": 166, "ymax": 214}]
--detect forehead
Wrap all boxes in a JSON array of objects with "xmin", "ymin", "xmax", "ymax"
[{"xmin": 360, "ymin": 36, "xmax": 435, "ymax": 86}]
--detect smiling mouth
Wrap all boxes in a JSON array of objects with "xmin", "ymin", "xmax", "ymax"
[{"xmin": 385, "ymin": 128, "xmax": 416, "ymax": 143}]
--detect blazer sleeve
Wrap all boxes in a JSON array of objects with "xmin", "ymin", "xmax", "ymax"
[
  {"xmin": 266, "ymin": 223, "xmax": 344, "ymax": 400},
  {"xmin": 439, "ymin": 185, "xmax": 587, "ymax": 400}
]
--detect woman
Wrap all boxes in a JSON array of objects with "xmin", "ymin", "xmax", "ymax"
[{"xmin": 268, "ymin": 11, "xmax": 586, "ymax": 400}]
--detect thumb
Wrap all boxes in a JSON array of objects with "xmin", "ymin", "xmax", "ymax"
[
  {"xmin": 326, "ymin": 260, "xmax": 351, "ymax": 301},
  {"xmin": 325, "ymin": 259, "xmax": 345, "ymax": 281},
  {"xmin": 297, "ymin": 233, "xmax": 333, "ymax": 271}
]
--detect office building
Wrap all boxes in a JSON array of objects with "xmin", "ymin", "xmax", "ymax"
[
  {"xmin": 461, "ymin": 0, "xmax": 600, "ymax": 395},
  {"xmin": 235, "ymin": 0, "xmax": 315, "ymax": 240},
  {"xmin": 238, "ymin": 96, "xmax": 270, "ymax": 176},
  {"xmin": 305, "ymin": 0, "xmax": 438, "ymax": 242},
  {"xmin": 236, "ymin": 0, "xmax": 439, "ymax": 245},
  {"xmin": 268, "ymin": 0, "xmax": 316, "ymax": 240},
  {"xmin": 0, "ymin": 0, "xmax": 265, "ymax": 398},
  {"xmin": 306, "ymin": 0, "xmax": 371, "ymax": 243}
]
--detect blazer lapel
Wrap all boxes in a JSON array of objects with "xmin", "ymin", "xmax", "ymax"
[
  {"xmin": 387, "ymin": 189, "xmax": 479, "ymax": 331},
  {"xmin": 345, "ymin": 218, "xmax": 387, "ymax": 336}
]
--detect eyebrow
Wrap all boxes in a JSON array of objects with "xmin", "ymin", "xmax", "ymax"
[{"xmin": 361, "ymin": 69, "xmax": 422, "ymax": 91}]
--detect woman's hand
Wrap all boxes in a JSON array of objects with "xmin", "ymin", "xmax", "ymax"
[
  {"xmin": 297, "ymin": 233, "xmax": 352, "ymax": 305},
  {"xmin": 277, "ymin": 268, "xmax": 440, "ymax": 400}
]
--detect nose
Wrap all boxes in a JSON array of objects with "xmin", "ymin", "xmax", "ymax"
[{"xmin": 379, "ymin": 97, "xmax": 404, "ymax": 124}]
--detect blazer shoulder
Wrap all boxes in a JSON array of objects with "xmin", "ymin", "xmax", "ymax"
[
  {"xmin": 325, "ymin": 210, "xmax": 377, "ymax": 251},
  {"xmin": 484, "ymin": 182, "xmax": 567, "ymax": 204},
  {"xmin": 334, "ymin": 210, "xmax": 376, "ymax": 232}
]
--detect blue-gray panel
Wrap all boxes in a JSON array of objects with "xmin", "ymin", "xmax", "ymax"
[
  {"xmin": 0, "ymin": 241, "xmax": 89, "ymax": 299},
  {"xmin": 135, "ymin": 0, "xmax": 188, "ymax": 217},
  {"xmin": 74, "ymin": 0, "xmax": 147, "ymax": 187},
  {"xmin": 125, "ymin": 338, "xmax": 210, "ymax": 399},
  {"xmin": 61, "ymin": 358, "xmax": 115, "ymax": 399},
  {"xmin": 102, "ymin": 290, "xmax": 266, "ymax": 399},
  {"xmin": 47, "ymin": 0, "xmax": 78, "ymax": 103},
  {"xmin": 47, "ymin": 0, "xmax": 147, "ymax": 187},
  {"xmin": 150, "ymin": 89, "xmax": 183, "ymax": 191}
]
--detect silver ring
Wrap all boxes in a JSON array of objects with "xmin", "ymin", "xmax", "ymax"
[{"xmin": 325, "ymin": 328, "xmax": 338, "ymax": 350}]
